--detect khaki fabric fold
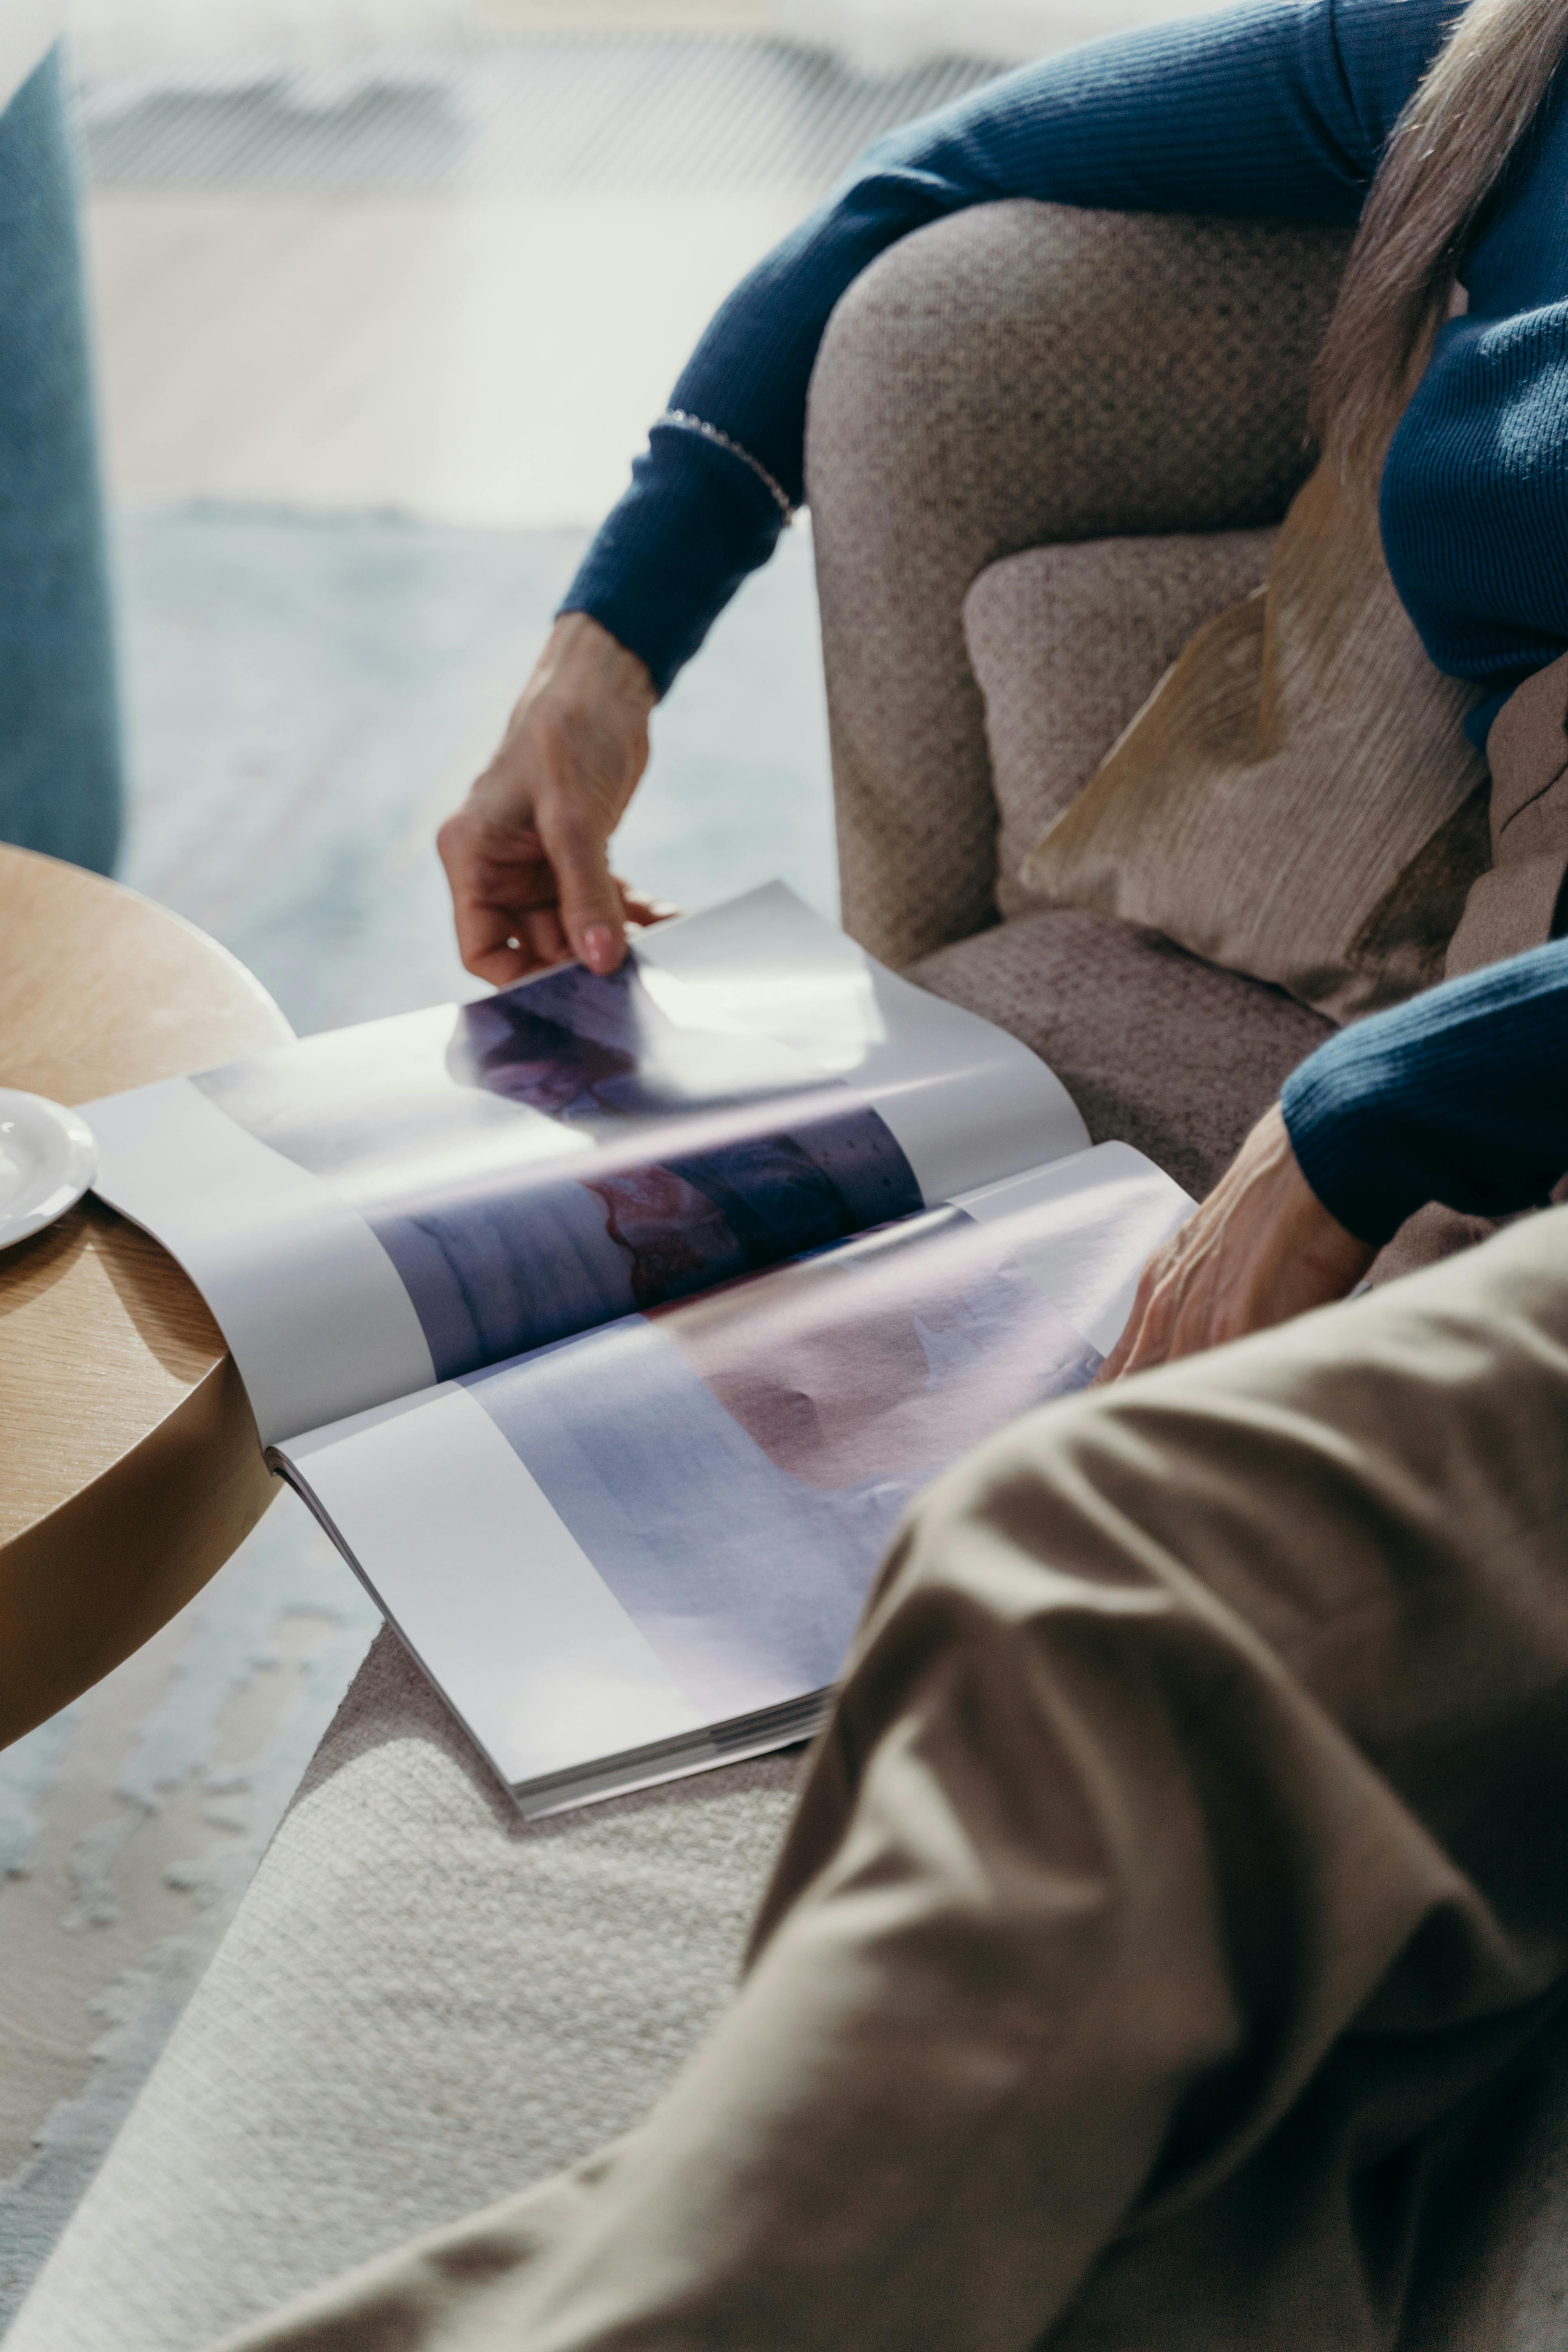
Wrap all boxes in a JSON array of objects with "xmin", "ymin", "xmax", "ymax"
[
  {"xmin": 1020, "ymin": 462, "xmax": 1491, "ymax": 1023},
  {"xmin": 211, "ymin": 1209, "xmax": 1568, "ymax": 2352}
]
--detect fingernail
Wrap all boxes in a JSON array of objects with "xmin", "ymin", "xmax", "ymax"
[{"xmin": 582, "ymin": 923, "xmax": 617, "ymax": 972}]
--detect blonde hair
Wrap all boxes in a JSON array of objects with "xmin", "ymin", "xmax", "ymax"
[{"xmin": 1311, "ymin": 0, "xmax": 1568, "ymax": 491}]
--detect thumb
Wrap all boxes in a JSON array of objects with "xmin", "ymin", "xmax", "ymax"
[{"xmin": 541, "ymin": 804, "xmax": 625, "ymax": 975}]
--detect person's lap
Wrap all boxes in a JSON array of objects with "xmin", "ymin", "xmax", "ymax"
[{"xmin": 199, "ymin": 1202, "xmax": 1568, "ymax": 2352}]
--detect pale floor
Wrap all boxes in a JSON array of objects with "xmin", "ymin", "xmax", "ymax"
[
  {"xmin": 86, "ymin": 0, "xmax": 795, "ymax": 523},
  {"xmin": 88, "ymin": 181, "xmax": 811, "ymax": 524}
]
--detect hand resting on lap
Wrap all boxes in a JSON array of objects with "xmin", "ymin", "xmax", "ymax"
[{"xmin": 1097, "ymin": 1103, "xmax": 1375, "ymax": 1384}]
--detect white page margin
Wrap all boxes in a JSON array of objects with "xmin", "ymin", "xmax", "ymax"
[
  {"xmin": 85, "ymin": 1077, "xmax": 435, "ymax": 1447},
  {"xmin": 282, "ymin": 1385, "xmax": 706, "ymax": 1787}
]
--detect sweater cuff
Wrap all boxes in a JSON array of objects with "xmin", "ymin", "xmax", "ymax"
[
  {"xmin": 559, "ymin": 425, "xmax": 788, "ymax": 698},
  {"xmin": 1279, "ymin": 1048, "xmax": 1432, "ymax": 1250},
  {"xmin": 1281, "ymin": 940, "xmax": 1568, "ymax": 1244}
]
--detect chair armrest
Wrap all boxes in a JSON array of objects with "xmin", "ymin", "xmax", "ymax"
[{"xmin": 806, "ymin": 200, "xmax": 1352, "ymax": 966}]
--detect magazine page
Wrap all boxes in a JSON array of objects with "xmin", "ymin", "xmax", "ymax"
[
  {"xmin": 84, "ymin": 885, "xmax": 1086, "ymax": 1448},
  {"xmin": 275, "ymin": 1140, "xmax": 1191, "ymax": 1814}
]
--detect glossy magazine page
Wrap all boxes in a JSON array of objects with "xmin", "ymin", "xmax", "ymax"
[
  {"xmin": 83, "ymin": 886, "xmax": 1085, "ymax": 1448},
  {"xmin": 274, "ymin": 1141, "xmax": 1192, "ymax": 1815}
]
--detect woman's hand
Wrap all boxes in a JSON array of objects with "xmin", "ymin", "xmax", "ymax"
[
  {"xmin": 1094, "ymin": 1103, "xmax": 1376, "ymax": 1385},
  {"xmin": 438, "ymin": 612, "xmax": 667, "ymax": 984}
]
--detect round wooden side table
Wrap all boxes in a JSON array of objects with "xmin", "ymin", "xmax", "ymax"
[{"xmin": 0, "ymin": 844, "xmax": 293, "ymax": 1748}]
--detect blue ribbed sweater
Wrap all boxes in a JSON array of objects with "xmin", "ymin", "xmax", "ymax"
[{"xmin": 564, "ymin": 0, "xmax": 1568, "ymax": 1244}]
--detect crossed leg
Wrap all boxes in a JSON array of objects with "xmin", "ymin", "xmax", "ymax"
[{"xmin": 215, "ymin": 1205, "xmax": 1568, "ymax": 2352}]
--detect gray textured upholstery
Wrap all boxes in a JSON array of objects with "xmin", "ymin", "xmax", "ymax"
[
  {"xmin": 913, "ymin": 908, "xmax": 1331, "ymax": 1203},
  {"xmin": 808, "ymin": 200, "xmax": 1352, "ymax": 968},
  {"xmin": 21, "ymin": 201, "xmax": 1568, "ymax": 2352}
]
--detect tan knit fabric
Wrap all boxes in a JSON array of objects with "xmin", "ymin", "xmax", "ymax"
[
  {"xmin": 805, "ymin": 201, "xmax": 1354, "ymax": 969},
  {"xmin": 1020, "ymin": 463, "xmax": 1491, "ymax": 1022},
  {"xmin": 1447, "ymin": 648, "xmax": 1568, "ymax": 976},
  {"xmin": 964, "ymin": 530, "xmax": 1277, "ymax": 922}
]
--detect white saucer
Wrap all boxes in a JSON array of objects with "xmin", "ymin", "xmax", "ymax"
[{"xmin": 0, "ymin": 1089, "xmax": 99, "ymax": 1250}]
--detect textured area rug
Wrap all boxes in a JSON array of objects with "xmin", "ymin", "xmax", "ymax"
[{"xmin": 0, "ymin": 503, "xmax": 833, "ymax": 2323}]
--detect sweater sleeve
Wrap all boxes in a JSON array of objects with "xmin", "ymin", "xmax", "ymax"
[
  {"xmin": 563, "ymin": 0, "xmax": 1459, "ymax": 693},
  {"xmin": 1281, "ymin": 938, "xmax": 1568, "ymax": 1245}
]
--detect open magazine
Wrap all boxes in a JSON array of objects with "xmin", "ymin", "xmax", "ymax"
[{"xmin": 86, "ymin": 884, "xmax": 1192, "ymax": 1815}]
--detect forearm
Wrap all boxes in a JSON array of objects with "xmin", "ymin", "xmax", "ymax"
[
  {"xmin": 564, "ymin": 0, "xmax": 1452, "ymax": 693},
  {"xmin": 1282, "ymin": 938, "xmax": 1568, "ymax": 1245}
]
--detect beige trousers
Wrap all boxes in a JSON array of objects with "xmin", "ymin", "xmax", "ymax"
[{"xmin": 213, "ymin": 1206, "xmax": 1568, "ymax": 2352}]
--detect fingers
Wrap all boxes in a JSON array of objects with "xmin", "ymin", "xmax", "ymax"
[
  {"xmin": 438, "ymin": 802, "xmax": 675, "ymax": 987},
  {"xmin": 1093, "ymin": 1253, "xmax": 1184, "ymax": 1386},
  {"xmin": 522, "ymin": 903, "xmax": 571, "ymax": 970},
  {"xmin": 617, "ymin": 881, "xmax": 681, "ymax": 932},
  {"xmin": 537, "ymin": 802, "xmax": 627, "ymax": 975},
  {"xmin": 1092, "ymin": 1103, "xmax": 1377, "ymax": 1389},
  {"xmin": 437, "ymin": 811, "xmax": 544, "ymax": 982},
  {"xmin": 439, "ymin": 615, "xmax": 658, "ymax": 982}
]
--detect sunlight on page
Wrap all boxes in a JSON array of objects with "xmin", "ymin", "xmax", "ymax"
[
  {"xmin": 88, "ymin": 888, "xmax": 1087, "ymax": 1453},
  {"xmin": 465, "ymin": 1206, "xmax": 1102, "ymax": 1726},
  {"xmin": 638, "ymin": 958, "xmax": 886, "ymax": 1077},
  {"xmin": 640, "ymin": 885, "xmax": 1087, "ymax": 1197},
  {"xmin": 638, "ymin": 882, "xmax": 886, "ymax": 1073}
]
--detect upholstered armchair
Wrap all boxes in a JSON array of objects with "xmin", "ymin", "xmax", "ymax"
[{"xmin": 811, "ymin": 198, "xmax": 1348, "ymax": 1200}]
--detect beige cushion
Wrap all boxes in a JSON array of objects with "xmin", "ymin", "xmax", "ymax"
[
  {"xmin": 1447, "ymin": 647, "xmax": 1568, "ymax": 977},
  {"xmin": 1017, "ymin": 464, "xmax": 1492, "ymax": 1024},
  {"xmin": 964, "ymin": 529, "xmax": 1278, "ymax": 921}
]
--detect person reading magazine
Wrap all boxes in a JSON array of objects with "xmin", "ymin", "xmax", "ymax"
[{"xmin": 151, "ymin": 0, "xmax": 1568, "ymax": 2341}]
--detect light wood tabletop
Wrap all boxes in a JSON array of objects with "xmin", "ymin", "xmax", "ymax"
[{"xmin": 0, "ymin": 845, "xmax": 293, "ymax": 1748}]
